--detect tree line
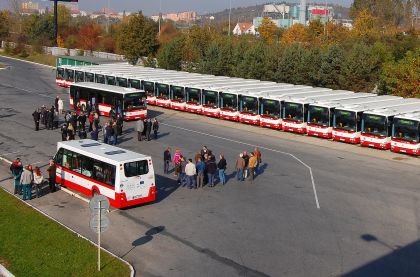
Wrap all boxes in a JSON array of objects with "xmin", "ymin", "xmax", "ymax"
[{"xmin": 0, "ymin": 1, "xmax": 418, "ymax": 98}]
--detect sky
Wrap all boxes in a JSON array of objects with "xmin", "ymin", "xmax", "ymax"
[{"xmin": 0, "ymin": 0, "xmax": 353, "ymax": 15}]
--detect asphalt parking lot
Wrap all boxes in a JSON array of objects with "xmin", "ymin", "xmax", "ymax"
[{"xmin": 1, "ymin": 56, "xmax": 420, "ymax": 277}]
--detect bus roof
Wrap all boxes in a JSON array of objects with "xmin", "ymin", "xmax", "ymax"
[
  {"xmin": 312, "ymin": 94, "xmax": 386, "ymax": 109},
  {"xmin": 363, "ymin": 102, "xmax": 420, "ymax": 117},
  {"xmin": 70, "ymin": 82, "xmax": 144, "ymax": 95},
  {"xmin": 394, "ymin": 111, "xmax": 420, "ymax": 121},
  {"xmin": 335, "ymin": 97, "xmax": 408, "ymax": 113},
  {"xmin": 285, "ymin": 91, "xmax": 354, "ymax": 104},
  {"xmin": 57, "ymin": 139, "xmax": 151, "ymax": 164}
]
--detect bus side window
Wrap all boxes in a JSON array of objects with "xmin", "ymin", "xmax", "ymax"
[
  {"xmin": 54, "ymin": 148, "xmax": 64, "ymax": 165},
  {"xmin": 93, "ymin": 160, "xmax": 104, "ymax": 183},
  {"xmin": 81, "ymin": 156, "xmax": 93, "ymax": 178},
  {"xmin": 103, "ymin": 164, "xmax": 116, "ymax": 187}
]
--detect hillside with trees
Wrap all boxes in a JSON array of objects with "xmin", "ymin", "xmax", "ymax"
[{"xmin": 0, "ymin": 1, "xmax": 418, "ymax": 97}]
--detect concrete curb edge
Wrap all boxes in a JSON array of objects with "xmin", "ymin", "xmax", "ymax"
[
  {"xmin": 0, "ymin": 55, "xmax": 55, "ymax": 69},
  {"xmin": 0, "ymin": 156, "xmax": 135, "ymax": 277},
  {"xmin": 0, "ymin": 264, "xmax": 14, "ymax": 277}
]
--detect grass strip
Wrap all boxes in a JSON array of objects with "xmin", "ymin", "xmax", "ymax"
[
  {"xmin": 0, "ymin": 189, "xmax": 130, "ymax": 277},
  {"xmin": 0, "ymin": 50, "xmax": 56, "ymax": 67}
]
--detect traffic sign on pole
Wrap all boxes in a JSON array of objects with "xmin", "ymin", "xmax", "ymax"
[{"xmin": 89, "ymin": 195, "xmax": 110, "ymax": 271}]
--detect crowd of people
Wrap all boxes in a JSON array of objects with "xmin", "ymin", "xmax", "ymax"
[
  {"xmin": 31, "ymin": 96, "xmax": 64, "ymax": 131},
  {"xmin": 136, "ymin": 118, "xmax": 159, "ymax": 141},
  {"xmin": 9, "ymin": 158, "xmax": 57, "ymax": 201},
  {"xmin": 163, "ymin": 146, "xmax": 262, "ymax": 189}
]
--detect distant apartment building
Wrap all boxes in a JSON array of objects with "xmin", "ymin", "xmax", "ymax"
[
  {"xmin": 151, "ymin": 11, "xmax": 197, "ymax": 23},
  {"xmin": 232, "ymin": 22, "xmax": 256, "ymax": 35},
  {"xmin": 21, "ymin": 1, "xmax": 39, "ymax": 14},
  {"xmin": 253, "ymin": 3, "xmax": 336, "ymax": 29}
]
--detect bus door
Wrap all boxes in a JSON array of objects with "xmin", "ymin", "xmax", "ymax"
[{"xmin": 113, "ymin": 96, "xmax": 123, "ymax": 115}]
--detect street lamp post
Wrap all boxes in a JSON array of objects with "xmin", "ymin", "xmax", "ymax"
[{"xmin": 228, "ymin": 0, "xmax": 232, "ymax": 36}]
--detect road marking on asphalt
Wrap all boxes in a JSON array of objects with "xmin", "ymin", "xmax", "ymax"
[
  {"xmin": 161, "ymin": 122, "xmax": 321, "ymax": 209},
  {"xmin": 2, "ymin": 83, "xmax": 55, "ymax": 99},
  {"xmin": 0, "ymin": 150, "xmax": 20, "ymax": 156}
]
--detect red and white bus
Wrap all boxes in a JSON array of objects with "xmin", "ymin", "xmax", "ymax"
[
  {"xmin": 54, "ymin": 139, "xmax": 156, "ymax": 208},
  {"xmin": 360, "ymin": 103, "xmax": 420, "ymax": 149},
  {"xmin": 391, "ymin": 112, "xmax": 420, "ymax": 156},
  {"xmin": 332, "ymin": 97, "xmax": 407, "ymax": 144},
  {"xmin": 70, "ymin": 82, "xmax": 147, "ymax": 121}
]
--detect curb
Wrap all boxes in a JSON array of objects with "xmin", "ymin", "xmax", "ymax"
[
  {"xmin": 0, "ymin": 264, "xmax": 14, "ymax": 277},
  {"xmin": 0, "ymin": 156, "xmax": 135, "ymax": 277},
  {"xmin": 0, "ymin": 55, "xmax": 55, "ymax": 69}
]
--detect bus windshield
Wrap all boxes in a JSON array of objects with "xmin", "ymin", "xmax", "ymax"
[
  {"xmin": 186, "ymin": 88, "xmax": 200, "ymax": 104},
  {"xmin": 143, "ymin": 81, "xmax": 154, "ymax": 97},
  {"xmin": 308, "ymin": 106, "xmax": 329, "ymax": 126},
  {"xmin": 129, "ymin": 79, "xmax": 141, "ymax": 89},
  {"xmin": 124, "ymin": 92, "xmax": 147, "ymax": 110},
  {"xmin": 171, "ymin": 86, "xmax": 185, "ymax": 101},
  {"xmin": 203, "ymin": 90, "xmax": 217, "ymax": 107},
  {"xmin": 156, "ymin": 83, "xmax": 169, "ymax": 99},
  {"xmin": 284, "ymin": 102, "xmax": 303, "ymax": 122},
  {"xmin": 57, "ymin": 67, "xmax": 64, "ymax": 79},
  {"xmin": 95, "ymin": 74, "xmax": 105, "ymax": 84},
  {"xmin": 75, "ymin": 71, "xmax": 84, "ymax": 82},
  {"xmin": 85, "ymin": 73, "xmax": 94, "ymax": 82},
  {"xmin": 117, "ymin": 77, "xmax": 128, "ymax": 87},
  {"xmin": 260, "ymin": 99, "xmax": 280, "ymax": 118},
  {"xmin": 362, "ymin": 114, "xmax": 387, "ymax": 136},
  {"xmin": 393, "ymin": 118, "xmax": 420, "ymax": 142},
  {"xmin": 220, "ymin": 93, "xmax": 237, "ymax": 110},
  {"xmin": 334, "ymin": 110, "xmax": 356, "ymax": 131},
  {"xmin": 66, "ymin": 69, "xmax": 74, "ymax": 80},
  {"xmin": 106, "ymin": 75, "xmax": 116, "ymax": 86},
  {"xmin": 242, "ymin": 96, "xmax": 258, "ymax": 114}
]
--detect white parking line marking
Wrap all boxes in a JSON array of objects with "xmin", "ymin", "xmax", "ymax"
[{"xmin": 161, "ymin": 122, "xmax": 321, "ymax": 209}]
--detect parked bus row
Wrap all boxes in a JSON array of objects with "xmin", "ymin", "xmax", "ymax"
[{"xmin": 57, "ymin": 64, "xmax": 420, "ymax": 156}]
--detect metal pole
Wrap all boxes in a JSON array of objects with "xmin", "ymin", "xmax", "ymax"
[
  {"xmin": 54, "ymin": 0, "xmax": 58, "ymax": 46},
  {"xmin": 228, "ymin": 0, "xmax": 232, "ymax": 36},
  {"xmin": 98, "ymin": 201, "xmax": 101, "ymax": 271},
  {"xmin": 158, "ymin": 0, "xmax": 162, "ymax": 35}
]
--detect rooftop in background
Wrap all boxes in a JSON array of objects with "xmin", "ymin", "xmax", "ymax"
[{"xmin": 57, "ymin": 56, "xmax": 126, "ymax": 67}]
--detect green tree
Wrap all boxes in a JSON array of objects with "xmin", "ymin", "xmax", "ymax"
[
  {"xmin": 157, "ymin": 36, "xmax": 185, "ymax": 70},
  {"xmin": 57, "ymin": 4, "xmax": 71, "ymax": 37},
  {"xmin": 0, "ymin": 11, "xmax": 10, "ymax": 40},
  {"xmin": 319, "ymin": 44, "xmax": 346, "ymax": 89},
  {"xmin": 235, "ymin": 42, "xmax": 270, "ymax": 80},
  {"xmin": 351, "ymin": 0, "xmax": 407, "ymax": 26},
  {"xmin": 117, "ymin": 12, "xmax": 159, "ymax": 65},
  {"xmin": 199, "ymin": 38, "xmax": 233, "ymax": 76},
  {"xmin": 231, "ymin": 38, "xmax": 251, "ymax": 77},
  {"xmin": 23, "ymin": 14, "xmax": 55, "ymax": 46},
  {"xmin": 342, "ymin": 42, "xmax": 382, "ymax": 92},
  {"xmin": 380, "ymin": 49, "xmax": 420, "ymax": 98}
]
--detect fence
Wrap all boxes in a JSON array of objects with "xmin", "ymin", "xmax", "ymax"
[{"xmin": 1, "ymin": 41, "xmax": 125, "ymax": 62}]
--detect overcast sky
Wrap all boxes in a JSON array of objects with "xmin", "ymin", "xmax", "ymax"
[{"xmin": 0, "ymin": 0, "xmax": 353, "ymax": 15}]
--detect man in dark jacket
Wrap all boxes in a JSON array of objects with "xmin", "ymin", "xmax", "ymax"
[
  {"xmin": 47, "ymin": 160, "xmax": 56, "ymax": 193},
  {"xmin": 42, "ymin": 107, "xmax": 48, "ymax": 128},
  {"xmin": 79, "ymin": 112, "xmax": 86, "ymax": 131},
  {"xmin": 163, "ymin": 147, "xmax": 171, "ymax": 174},
  {"xmin": 205, "ymin": 156, "xmax": 217, "ymax": 187},
  {"xmin": 145, "ymin": 119, "xmax": 152, "ymax": 141},
  {"xmin": 32, "ymin": 109, "xmax": 40, "ymax": 131},
  {"xmin": 61, "ymin": 124, "xmax": 68, "ymax": 141},
  {"xmin": 152, "ymin": 118, "xmax": 159, "ymax": 139},
  {"xmin": 116, "ymin": 114, "xmax": 123, "ymax": 135}
]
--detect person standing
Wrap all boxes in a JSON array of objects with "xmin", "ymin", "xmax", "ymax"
[
  {"xmin": 91, "ymin": 127, "xmax": 99, "ymax": 141},
  {"xmin": 88, "ymin": 112, "xmax": 95, "ymax": 132},
  {"xmin": 235, "ymin": 153, "xmax": 245, "ymax": 181},
  {"xmin": 53, "ymin": 111, "xmax": 59, "ymax": 129},
  {"xmin": 10, "ymin": 158, "xmax": 23, "ymax": 194},
  {"xmin": 136, "ymin": 118, "xmax": 144, "ymax": 141},
  {"xmin": 67, "ymin": 123, "xmax": 75, "ymax": 140},
  {"xmin": 54, "ymin": 96, "xmax": 59, "ymax": 111},
  {"xmin": 79, "ymin": 112, "xmax": 86, "ymax": 131},
  {"xmin": 20, "ymin": 165, "xmax": 33, "ymax": 201},
  {"xmin": 180, "ymin": 157, "xmax": 188, "ymax": 186},
  {"xmin": 32, "ymin": 108, "xmax": 40, "ymax": 131},
  {"xmin": 163, "ymin": 147, "xmax": 171, "ymax": 174},
  {"xmin": 41, "ymin": 106, "xmax": 48, "ymax": 128},
  {"xmin": 242, "ymin": 151, "xmax": 250, "ymax": 179},
  {"xmin": 33, "ymin": 166, "xmax": 44, "ymax": 198},
  {"xmin": 254, "ymin": 148, "xmax": 262, "ymax": 174},
  {"xmin": 112, "ymin": 121, "xmax": 118, "ymax": 145},
  {"xmin": 248, "ymin": 152, "xmax": 258, "ymax": 182},
  {"xmin": 185, "ymin": 159, "xmax": 196, "ymax": 189},
  {"xmin": 145, "ymin": 119, "xmax": 152, "ymax": 141},
  {"xmin": 196, "ymin": 157, "xmax": 205, "ymax": 189},
  {"xmin": 58, "ymin": 97, "xmax": 64, "ymax": 114},
  {"xmin": 116, "ymin": 114, "xmax": 123, "ymax": 136},
  {"xmin": 173, "ymin": 149, "xmax": 182, "ymax": 177},
  {"xmin": 205, "ymin": 155, "xmax": 217, "ymax": 187},
  {"xmin": 152, "ymin": 118, "xmax": 159, "ymax": 139},
  {"xmin": 47, "ymin": 160, "xmax": 56, "ymax": 193},
  {"xmin": 61, "ymin": 123, "xmax": 68, "ymax": 141},
  {"xmin": 217, "ymin": 154, "xmax": 227, "ymax": 185}
]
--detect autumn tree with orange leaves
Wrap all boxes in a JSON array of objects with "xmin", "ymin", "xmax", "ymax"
[{"xmin": 77, "ymin": 23, "xmax": 102, "ymax": 52}]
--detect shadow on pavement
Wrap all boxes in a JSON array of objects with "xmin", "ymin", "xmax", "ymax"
[
  {"xmin": 120, "ymin": 226, "xmax": 165, "ymax": 259},
  {"xmin": 343, "ymin": 234, "xmax": 420, "ymax": 277},
  {"xmin": 148, "ymin": 110, "xmax": 165, "ymax": 118},
  {"xmin": 155, "ymin": 174, "xmax": 180, "ymax": 203}
]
